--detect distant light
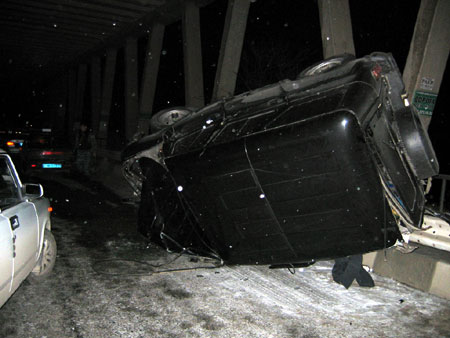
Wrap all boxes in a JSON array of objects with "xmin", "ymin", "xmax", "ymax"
[
  {"xmin": 31, "ymin": 164, "xmax": 37, "ymax": 168},
  {"xmin": 177, "ymin": 186, "xmax": 183, "ymax": 192},
  {"xmin": 206, "ymin": 119, "xmax": 213, "ymax": 125},
  {"xmin": 48, "ymin": 207, "xmax": 53, "ymax": 212},
  {"xmin": 41, "ymin": 151, "xmax": 63, "ymax": 156},
  {"xmin": 341, "ymin": 119, "xmax": 348, "ymax": 128},
  {"xmin": 259, "ymin": 193, "xmax": 265, "ymax": 199},
  {"xmin": 6, "ymin": 141, "xmax": 14, "ymax": 147}
]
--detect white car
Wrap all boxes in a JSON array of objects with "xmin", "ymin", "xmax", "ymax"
[{"xmin": 0, "ymin": 153, "xmax": 56, "ymax": 308}]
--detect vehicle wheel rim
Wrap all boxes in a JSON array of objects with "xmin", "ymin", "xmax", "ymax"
[
  {"xmin": 304, "ymin": 59, "xmax": 343, "ymax": 76},
  {"xmin": 157, "ymin": 110, "xmax": 191, "ymax": 126}
]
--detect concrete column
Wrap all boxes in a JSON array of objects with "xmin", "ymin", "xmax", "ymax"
[
  {"xmin": 212, "ymin": 0, "xmax": 250, "ymax": 101},
  {"xmin": 125, "ymin": 38, "xmax": 140, "ymax": 141},
  {"xmin": 67, "ymin": 68, "xmax": 77, "ymax": 141},
  {"xmin": 403, "ymin": 0, "xmax": 450, "ymax": 129},
  {"xmin": 98, "ymin": 48, "xmax": 118, "ymax": 144},
  {"xmin": 75, "ymin": 63, "xmax": 87, "ymax": 122},
  {"xmin": 182, "ymin": 0, "xmax": 205, "ymax": 108},
  {"xmin": 90, "ymin": 56, "xmax": 102, "ymax": 135},
  {"xmin": 317, "ymin": 0, "xmax": 355, "ymax": 58},
  {"xmin": 138, "ymin": 22, "xmax": 165, "ymax": 134}
]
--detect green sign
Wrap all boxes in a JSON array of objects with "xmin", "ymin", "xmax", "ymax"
[{"xmin": 412, "ymin": 91, "xmax": 438, "ymax": 117}]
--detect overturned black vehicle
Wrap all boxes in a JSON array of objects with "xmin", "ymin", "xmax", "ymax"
[{"xmin": 122, "ymin": 53, "xmax": 438, "ymax": 267}]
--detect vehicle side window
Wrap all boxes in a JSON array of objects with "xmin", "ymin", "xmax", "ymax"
[{"xmin": 0, "ymin": 159, "xmax": 20, "ymax": 208}]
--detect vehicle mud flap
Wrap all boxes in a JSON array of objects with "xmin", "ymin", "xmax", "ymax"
[{"xmin": 332, "ymin": 255, "xmax": 374, "ymax": 289}]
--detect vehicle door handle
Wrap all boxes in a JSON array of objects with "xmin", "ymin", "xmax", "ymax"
[{"xmin": 10, "ymin": 215, "xmax": 20, "ymax": 230}]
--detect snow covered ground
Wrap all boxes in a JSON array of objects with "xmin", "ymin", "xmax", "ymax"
[{"xmin": 0, "ymin": 175, "xmax": 449, "ymax": 337}]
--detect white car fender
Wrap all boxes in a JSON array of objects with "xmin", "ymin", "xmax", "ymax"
[{"xmin": 28, "ymin": 198, "xmax": 51, "ymax": 260}]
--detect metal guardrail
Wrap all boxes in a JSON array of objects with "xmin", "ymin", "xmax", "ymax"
[{"xmin": 435, "ymin": 174, "xmax": 450, "ymax": 213}]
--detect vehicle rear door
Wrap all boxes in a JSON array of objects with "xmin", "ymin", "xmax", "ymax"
[{"xmin": 0, "ymin": 155, "xmax": 39, "ymax": 290}]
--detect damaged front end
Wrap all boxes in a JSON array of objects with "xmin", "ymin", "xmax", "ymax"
[{"xmin": 122, "ymin": 53, "xmax": 438, "ymax": 266}]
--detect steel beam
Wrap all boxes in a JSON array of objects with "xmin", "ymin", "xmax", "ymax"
[
  {"xmin": 317, "ymin": 0, "xmax": 355, "ymax": 58},
  {"xmin": 138, "ymin": 22, "xmax": 165, "ymax": 134},
  {"xmin": 403, "ymin": 0, "xmax": 450, "ymax": 129},
  {"xmin": 98, "ymin": 48, "xmax": 118, "ymax": 144},
  {"xmin": 67, "ymin": 68, "xmax": 77, "ymax": 141},
  {"xmin": 212, "ymin": 0, "xmax": 250, "ymax": 101},
  {"xmin": 75, "ymin": 64, "xmax": 87, "ymax": 123},
  {"xmin": 125, "ymin": 38, "xmax": 140, "ymax": 141},
  {"xmin": 182, "ymin": 0, "xmax": 205, "ymax": 108}
]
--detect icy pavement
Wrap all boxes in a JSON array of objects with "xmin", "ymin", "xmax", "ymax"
[{"xmin": 0, "ymin": 175, "xmax": 449, "ymax": 337}]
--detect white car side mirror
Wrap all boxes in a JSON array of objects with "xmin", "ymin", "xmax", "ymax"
[{"xmin": 23, "ymin": 183, "xmax": 44, "ymax": 198}]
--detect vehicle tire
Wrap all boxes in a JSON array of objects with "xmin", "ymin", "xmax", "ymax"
[
  {"xmin": 150, "ymin": 107, "xmax": 193, "ymax": 133},
  {"xmin": 395, "ymin": 107, "xmax": 439, "ymax": 179},
  {"xmin": 298, "ymin": 54, "xmax": 355, "ymax": 77},
  {"xmin": 29, "ymin": 229, "xmax": 57, "ymax": 281}
]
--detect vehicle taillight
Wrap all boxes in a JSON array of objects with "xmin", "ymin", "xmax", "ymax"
[
  {"xmin": 41, "ymin": 151, "xmax": 63, "ymax": 156},
  {"xmin": 6, "ymin": 141, "xmax": 14, "ymax": 147},
  {"xmin": 31, "ymin": 164, "xmax": 37, "ymax": 168},
  {"xmin": 371, "ymin": 64, "xmax": 382, "ymax": 79},
  {"xmin": 48, "ymin": 207, "xmax": 53, "ymax": 212}
]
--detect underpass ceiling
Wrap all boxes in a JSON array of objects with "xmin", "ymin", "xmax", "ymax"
[{"xmin": 0, "ymin": 0, "xmax": 209, "ymax": 92}]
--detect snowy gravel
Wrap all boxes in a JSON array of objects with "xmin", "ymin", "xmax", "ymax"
[{"xmin": 0, "ymin": 175, "xmax": 449, "ymax": 337}]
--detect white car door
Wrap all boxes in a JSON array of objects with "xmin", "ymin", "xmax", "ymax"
[
  {"xmin": 0, "ymin": 214, "xmax": 14, "ymax": 307},
  {"xmin": 0, "ymin": 155, "xmax": 39, "ymax": 301}
]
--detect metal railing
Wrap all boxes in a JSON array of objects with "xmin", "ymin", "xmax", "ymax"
[{"xmin": 434, "ymin": 174, "xmax": 450, "ymax": 213}]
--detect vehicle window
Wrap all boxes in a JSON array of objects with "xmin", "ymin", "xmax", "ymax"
[{"xmin": 0, "ymin": 158, "xmax": 20, "ymax": 208}]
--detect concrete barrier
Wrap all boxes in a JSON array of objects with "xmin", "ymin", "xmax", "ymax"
[{"xmin": 363, "ymin": 245, "xmax": 450, "ymax": 300}]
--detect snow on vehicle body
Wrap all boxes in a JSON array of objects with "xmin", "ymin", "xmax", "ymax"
[{"xmin": 122, "ymin": 53, "xmax": 438, "ymax": 266}]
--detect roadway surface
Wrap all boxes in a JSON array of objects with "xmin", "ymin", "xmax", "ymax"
[{"xmin": 0, "ymin": 172, "xmax": 449, "ymax": 337}]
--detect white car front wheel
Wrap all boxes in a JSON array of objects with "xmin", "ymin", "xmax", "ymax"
[{"xmin": 30, "ymin": 229, "xmax": 57, "ymax": 280}]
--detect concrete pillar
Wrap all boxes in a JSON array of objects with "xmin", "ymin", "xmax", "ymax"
[
  {"xmin": 403, "ymin": 0, "xmax": 450, "ymax": 129},
  {"xmin": 125, "ymin": 38, "xmax": 140, "ymax": 141},
  {"xmin": 90, "ymin": 56, "xmax": 102, "ymax": 135},
  {"xmin": 98, "ymin": 48, "xmax": 118, "ymax": 145},
  {"xmin": 317, "ymin": 0, "xmax": 355, "ymax": 58},
  {"xmin": 67, "ymin": 68, "xmax": 77, "ymax": 141},
  {"xmin": 75, "ymin": 63, "xmax": 87, "ymax": 122},
  {"xmin": 182, "ymin": 0, "xmax": 205, "ymax": 108},
  {"xmin": 138, "ymin": 22, "xmax": 165, "ymax": 134},
  {"xmin": 212, "ymin": 0, "xmax": 250, "ymax": 101}
]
